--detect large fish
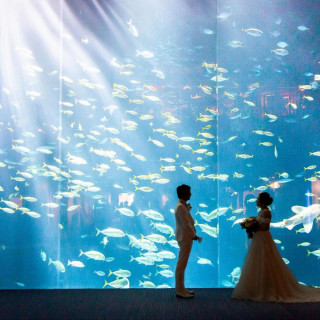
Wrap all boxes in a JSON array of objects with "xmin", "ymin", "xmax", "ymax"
[{"xmin": 271, "ymin": 204, "xmax": 320, "ymax": 233}]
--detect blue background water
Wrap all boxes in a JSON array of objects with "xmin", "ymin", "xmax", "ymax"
[{"xmin": 0, "ymin": 0, "xmax": 320, "ymax": 289}]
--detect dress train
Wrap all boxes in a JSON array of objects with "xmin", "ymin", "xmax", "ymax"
[{"xmin": 232, "ymin": 215, "xmax": 320, "ymax": 302}]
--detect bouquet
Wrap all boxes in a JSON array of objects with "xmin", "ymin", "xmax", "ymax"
[{"xmin": 240, "ymin": 217, "xmax": 259, "ymax": 238}]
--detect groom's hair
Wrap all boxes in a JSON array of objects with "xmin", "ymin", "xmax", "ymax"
[{"xmin": 177, "ymin": 184, "xmax": 191, "ymax": 198}]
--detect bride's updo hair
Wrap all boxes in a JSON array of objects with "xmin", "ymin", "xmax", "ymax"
[{"xmin": 259, "ymin": 192, "xmax": 273, "ymax": 206}]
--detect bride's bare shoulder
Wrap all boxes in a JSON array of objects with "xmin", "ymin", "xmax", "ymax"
[{"xmin": 261, "ymin": 208, "xmax": 271, "ymax": 219}]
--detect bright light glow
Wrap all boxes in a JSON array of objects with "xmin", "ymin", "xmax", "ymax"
[{"xmin": 0, "ymin": 0, "xmax": 319, "ymax": 290}]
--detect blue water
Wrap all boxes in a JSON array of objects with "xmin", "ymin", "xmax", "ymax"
[{"xmin": 0, "ymin": 0, "xmax": 320, "ymax": 289}]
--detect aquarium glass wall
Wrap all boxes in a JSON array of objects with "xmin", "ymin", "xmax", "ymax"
[{"xmin": 0, "ymin": 0, "xmax": 320, "ymax": 289}]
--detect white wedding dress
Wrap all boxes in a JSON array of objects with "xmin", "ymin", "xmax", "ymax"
[{"xmin": 232, "ymin": 209, "xmax": 320, "ymax": 302}]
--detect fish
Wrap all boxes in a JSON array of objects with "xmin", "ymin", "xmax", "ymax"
[
  {"xmin": 103, "ymin": 278, "xmax": 130, "ymax": 289},
  {"xmin": 270, "ymin": 204, "xmax": 320, "ymax": 233},
  {"xmin": 156, "ymin": 264, "xmax": 170, "ymax": 269},
  {"xmin": 259, "ymin": 142, "xmax": 273, "ymax": 147},
  {"xmin": 130, "ymin": 256, "xmax": 154, "ymax": 266},
  {"xmin": 1, "ymin": 199, "xmax": 19, "ymax": 209},
  {"xmin": 197, "ymin": 257, "xmax": 214, "ymax": 266},
  {"xmin": 310, "ymin": 151, "xmax": 320, "ymax": 157},
  {"xmin": 236, "ymin": 154, "xmax": 253, "ymax": 159},
  {"xmin": 277, "ymin": 41, "xmax": 288, "ymax": 48},
  {"xmin": 79, "ymin": 250, "xmax": 105, "ymax": 261},
  {"xmin": 304, "ymin": 165, "xmax": 317, "ymax": 170},
  {"xmin": 24, "ymin": 211, "xmax": 41, "ymax": 219},
  {"xmin": 233, "ymin": 172, "xmax": 244, "ymax": 179},
  {"xmin": 303, "ymin": 96, "xmax": 314, "ymax": 101},
  {"xmin": 150, "ymin": 222, "xmax": 174, "ymax": 236},
  {"xmin": 202, "ymin": 28, "xmax": 215, "ymax": 34},
  {"xmin": 297, "ymin": 25, "xmax": 309, "ymax": 31},
  {"xmin": 196, "ymin": 211, "xmax": 211, "ymax": 222},
  {"xmin": 271, "ymin": 48, "xmax": 289, "ymax": 56},
  {"xmin": 155, "ymin": 269, "xmax": 174, "ymax": 278},
  {"xmin": 145, "ymin": 234, "xmax": 167, "ymax": 244},
  {"xmin": 299, "ymin": 85, "xmax": 313, "ymax": 91},
  {"xmin": 15, "ymin": 282, "xmax": 25, "ymax": 287},
  {"xmin": 297, "ymin": 242, "xmax": 310, "ymax": 247},
  {"xmin": 198, "ymin": 84, "xmax": 212, "ymax": 95},
  {"xmin": 221, "ymin": 280, "xmax": 234, "ymax": 287},
  {"xmin": 229, "ymin": 267, "xmax": 241, "ymax": 282},
  {"xmin": 137, "ymin": 209, "xmax": 164, "ymax": 221},
  {"xmin": 243, "ymin": 100, "xmax": 255, "ymax": 106},
  {"xmin": 233, "ymin": 208, "xmax": 244, "ymax": 214},
  {"xmin": 180, "ymin": 164, "xmax": 192, "ymax": 174},
  {"xmin": 139, "ymin": 114, "xmax": 154, "ymax": 121},
  {"xmin": 210, "ymin": 74, "xmax": 229, "ymax": 82},
  {"xmin": 135, "ymin": 186, "xmax": 154, "ymax": 192},
  {"xmin": 195, "ymin": 220, "xmax": 218, "ymax": 238},
  {"xmin": 12, "ymin": 145, "xmax": 32, "ymax": 154},
  {"xmin": 127, "ymin": 19, "xmax": 138, "ymax": 37},
  {"xmin": 304, "ymin": 176, "xmax": 317, "ymax": 182},
  {"xmin": 307, "ymin": 249, "xmax": 320, "ymax": 258},
  {"xmin": 241, "ymin": 28, "xmax": 263, "ymax": 36},
  {"xmin": 160, "ymin": 157, "xmax": 175, "ymax": 163},
  {"xmin": 151, "ymin": 68, "xmax": 165, "ymax": 79},
  {"xmin": 139, "ymin": 280, "xmax": 156, "ymax": 288},
  {"xmin": 264, "ymin": 112, "xmax": 278, "ymax": 121},
  {"xmin": 40, "ymin": 250, "xmax": 47, "ymax": 262},
  {"xmin": 41, "ymin": 202, "xmax": 59, "ymax": 209},
  {"xmin": 148, "ymin": 137, "xmax": 164, "ymax": 147},
  {"xmin": 109, "ymin": 269, "xmax": 131, "ymax": 278},
  {"xmin": 156, "ymin": 250, "xmax": 176, "ymax": 259},
  {"xmin": 142, "ymin": 94, "xmax": 160, "ymax": 102},
  {"xmin": 115, "ymin": 207, "xmax": 135, "ymax": 217},
  {"xmin": 67, "ymin": 260, "xmax": 85, "ymax": 268},
  {"xmin": 67, "ymin": 204, "xmax": 81, "ymax": 212},
  {"xmin": 228, "ymin": 41, "xmax": 244, "ymax": 48},
  {"xmin": 217, "ymin": 11, "xmax": 231, "ymax": 21},
  {"xmin": 136, "ymin": 238, "xmax": 158, "ymax": 252},
  {"xmin": 67, "ymin": 153, "xmax": 87, "ymax": 165},
  {"xmin": 253, "ymin": 185, "xmax": 268, "ymax": 191},
  {"xmin": 208, "ymin": 207, "xmax": 230, "ymax": 220},
  {"xmin": 197, "ymin": 132, "xmax": 215, "ymax": 139},
  {"xmin": 117, "ymin": 166, "xmax": 132, "ymax": 172},
  {"xmin": 48, "ymin": 258, "xmax": 65, "ymax": 273}
]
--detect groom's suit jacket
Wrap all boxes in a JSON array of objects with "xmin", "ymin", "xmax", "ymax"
[{"xmin": 174, "ymin": 199, "xmax": 196, "ymax": 241}]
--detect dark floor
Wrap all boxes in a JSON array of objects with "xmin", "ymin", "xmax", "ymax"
[{"xmin": 1, "ymin": 288, "xmax": 320, "ymax": 320}]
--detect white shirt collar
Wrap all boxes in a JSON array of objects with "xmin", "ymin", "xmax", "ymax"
[{"xmin": 178, "ymin": 199, "xmax": 188, "ymax": 207}]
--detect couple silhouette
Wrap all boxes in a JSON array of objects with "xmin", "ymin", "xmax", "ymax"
[{"xmin": 174, "ymin": 185, "xmax": 320, "ymax": 302}]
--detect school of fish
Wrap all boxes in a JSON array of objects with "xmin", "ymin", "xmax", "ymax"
[{"xmin": 0, "ymin": 1, "xmax": 319, "ymax": 288}]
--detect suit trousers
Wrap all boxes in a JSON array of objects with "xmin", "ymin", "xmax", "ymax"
[{"xmin": 175, "ymin": 237, "xmax": 193, "ymax": 292}]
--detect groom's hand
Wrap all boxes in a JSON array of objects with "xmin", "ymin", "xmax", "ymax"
[{"xmin": 193, "ymin": 235, "xmax": 203, "ymax": 243}]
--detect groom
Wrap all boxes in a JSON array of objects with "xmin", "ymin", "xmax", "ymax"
[{"xmin": 174, "ymin": 184, "xmax": 202, "ymax": 299}]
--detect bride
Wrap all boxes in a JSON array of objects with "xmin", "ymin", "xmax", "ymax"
[{"xmin": 232, "ymin": 192, "xmax": 320, "ymax": 302}]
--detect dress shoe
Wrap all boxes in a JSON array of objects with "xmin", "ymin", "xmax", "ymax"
[
  {"xmin": 185, "ymin": 290, "xmax": 194, "ymax": 295},
  {"xmin": 176, "ymin": 291, "xmax": 194, "ymax": 299}
]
